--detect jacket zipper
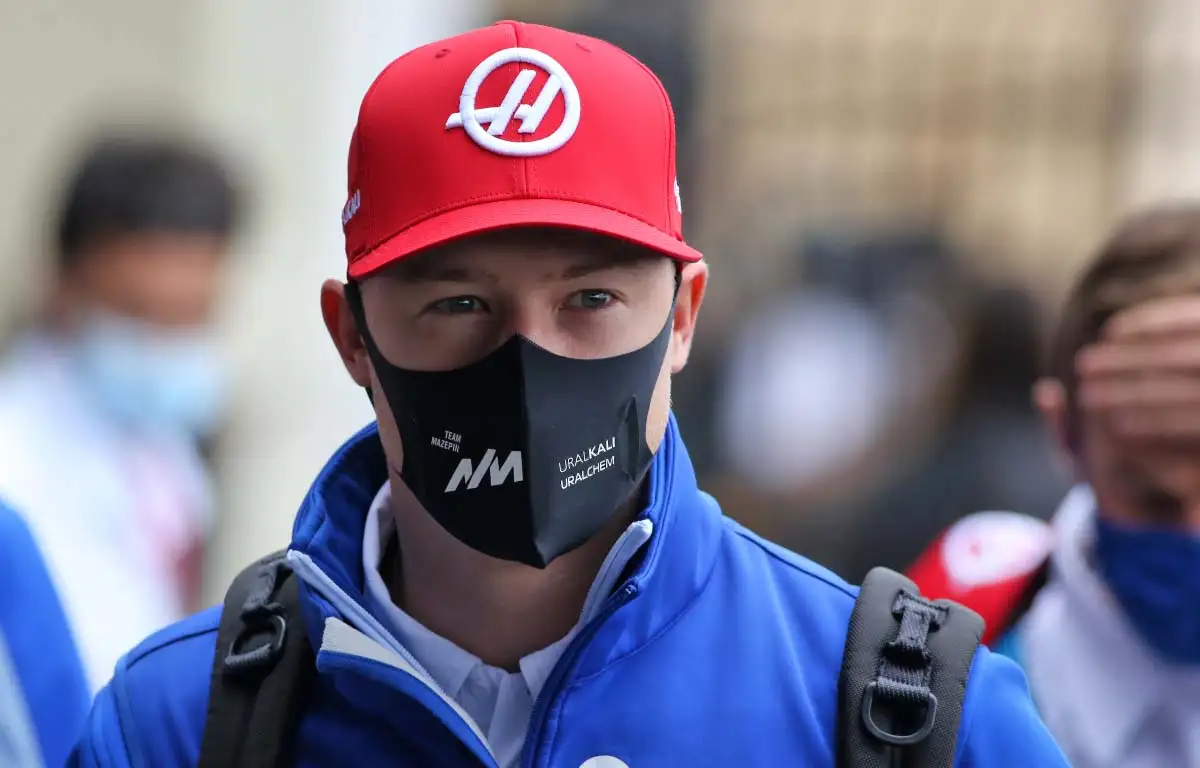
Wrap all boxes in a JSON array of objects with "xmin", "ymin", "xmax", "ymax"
[
  {"xmin": 287, "ymin": 550, "xmax": 499, "ymax": 767},
  {"xmin": 521, "ymin": 581, "xmax": 641, "ymax": 768},
  {"xmin": 290, "ymin": 540, "xmax": 647, "ymax": 768}
]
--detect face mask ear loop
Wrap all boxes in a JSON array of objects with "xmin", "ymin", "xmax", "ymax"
[
  {"xmin": 659, "ymin": 262, "xmax": 682, "ymax": 331},
  {"xmin": 344, "ymin": 280, "xmax": 365, "ymax": 330},
  {"xmin": 344, "ymin": 280, "xmax": 377, "ymax": 405}
]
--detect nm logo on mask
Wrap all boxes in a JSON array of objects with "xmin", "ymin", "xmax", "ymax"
[{"xmin": 444, "ymin": 449, "xmax": 524, "ymax": 492}]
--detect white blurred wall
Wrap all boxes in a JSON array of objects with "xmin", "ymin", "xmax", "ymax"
[
  {"xmin": 0, "ymin": 3, "xmax": 190, "ymax": 329},
  {"xmin": 0, "ymin": 0, "xmax": 487, "ymax": 604}
]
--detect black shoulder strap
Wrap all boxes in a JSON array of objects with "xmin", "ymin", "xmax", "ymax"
[
  {"xmin": 837, "ymin": 567, "xmax": 985, "ymax": 768},
  {"xmin": 198, "ymin": 550, "xmax": 315, "ymax": 768}
]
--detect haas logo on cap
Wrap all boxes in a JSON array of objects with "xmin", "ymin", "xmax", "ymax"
[{"xmin": 445, "ymin": 47, "xmax": 581, "ymax": 157}]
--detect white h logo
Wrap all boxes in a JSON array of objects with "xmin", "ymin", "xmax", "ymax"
[
  {"xmin": 445, "ymin": 47, "xmax": 581, "ymax": 157},
  {"xmin": 445, "ymin": 449, "xmax": 524, "ymax": 493}
]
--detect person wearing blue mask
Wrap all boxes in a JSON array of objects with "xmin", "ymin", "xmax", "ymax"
[
  {"xmin": 0, "ymin": 497, "xmax": 90, "ymax": 767},
  {"xmin": 0, "ymin": 133, "xmax": 240, "ymax": 693},
  {"xmin": 908, "ymin": 204, "xmax": 1200, "ymax": 768}
]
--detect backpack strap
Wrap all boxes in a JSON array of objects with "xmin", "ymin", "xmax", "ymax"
[
  {"xmin": 837, "ymin": 567, "xmax": 985, "ymax": 768},
  {"xmin": 198, "ymin": 550, "xmax": 315, "ymax": 768}
]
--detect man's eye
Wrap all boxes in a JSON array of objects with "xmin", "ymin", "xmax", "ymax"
[
  {"xmin": 429, "ymin": 296, "xmax": 487, "ymax": 314},
  {"xmin": 567, "ymin": 290, "xmax": 615, "ymax": 310}
]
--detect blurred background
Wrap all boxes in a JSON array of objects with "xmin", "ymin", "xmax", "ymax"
[{"xmin": 4, "ymin": 0, "xmax": 1200, "ymax": 677}]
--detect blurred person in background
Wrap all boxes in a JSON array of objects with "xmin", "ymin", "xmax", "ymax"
[
  {"xmin": 71, "ymin": 22, "xmax": 1065, "ymax": 768},
  {"xmin": 910, "ymin": 204, "xmax": 1200, "ymax": 768},
  {"xmin": 714, "ymin": 229, "xmax": 1064, "ymax": 580},
  {"xmin": 0, "ymin": 497, "xmax": 90, "ymax": 767},
  {"xmin": 0, "ymin": 134, "xmax": 240, "ymax": 691},
  {"xmin": 716, "ymin": 230, "xmax": 958, "ymax": 498},
  {"xmin": 823, "ymin": 282, "xmax": 1068, "ymax": 580}
]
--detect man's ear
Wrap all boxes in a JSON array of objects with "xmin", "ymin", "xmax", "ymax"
[
  {"xmin": 320, "ymin": 279, "xmax": 372, "ymax": 388},
  {"xmin": 669, "ymin": 261, "xmax": 708, "ymax": 373},
  {"xmin": 1033, "ymin": 376, "xmax": 1083, "ymax": 478}
]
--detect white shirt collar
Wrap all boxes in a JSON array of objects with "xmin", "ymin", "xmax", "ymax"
[
  {"xmin": 361, "ymin": 482, "xmax": 653, "ymax": 703},
  {"xmin": 1023, "ymin": 485, "xmax": 1200, "ymax": 764}
]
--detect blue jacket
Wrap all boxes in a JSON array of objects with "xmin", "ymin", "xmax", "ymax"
[
  {"xmin": 71, "ymin": 418, "xmax": 1068, "ymax": 767},
  {"xmin": 0, "ymin": 500, "xmax": 90, "ymax": 767}
]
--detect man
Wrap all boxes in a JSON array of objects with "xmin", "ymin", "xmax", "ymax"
[
  {"xmin": 0, "ymin": 134, "xmax": 239, "ymax": 690},
  {"xmin": 70, "ymin": 22, "xmax": 1066, "ymax": 767},
  {"xmin": 908, "ymin": 204, "xmax": 1200, "ymax": 767},
  {"xmin": 0, "ymin": 498, "xmax": 90, "ymax": 767}
]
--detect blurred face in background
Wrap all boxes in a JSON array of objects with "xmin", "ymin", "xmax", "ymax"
[
  {"xmin": 1048, "ymin": 346, "xmax": 1200, "ymax": 666},
  {"xmin": 53, "ymin": 231, "xmax": 231, "ymax": 440},
  {"xmin": 1042, "ymin": 209, "xmax": 1200, "ymax": 534},
  {"xmin": 42, "ymin": 135, "xmax": 240, "ymax": 441},
  {"xmin": 1074, "ymin": 406, "xmax": 1200, "ymax": 533},
  {"xmin": 1038, "ymin": 205, "xmax": 1200, "ymax": 665},
  {"xmin": 59, "ymin": 231, "xmax": 228, "ymax": 330},
  {"xmin": 1039, "ymin": 374, "xmax": 1200, "ymax": 530}
]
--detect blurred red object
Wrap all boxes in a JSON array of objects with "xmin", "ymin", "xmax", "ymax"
[{"xmin": 905, "ymin": 511, "xmax": 1055, "ymax": 646}]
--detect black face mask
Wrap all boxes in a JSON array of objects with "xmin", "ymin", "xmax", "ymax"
[{"xmin": 345, "ymin": 282, "xmax": 674, "ymax": 568}]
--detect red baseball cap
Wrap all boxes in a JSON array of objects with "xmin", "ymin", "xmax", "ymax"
[{"xmin": 342, "ymin": 20, "xmax": 702, "ymax": 279}]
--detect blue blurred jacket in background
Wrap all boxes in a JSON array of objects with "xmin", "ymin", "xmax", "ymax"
[{"xmin": 0, "ymin": 499, "xmax": 90, "ymax": 766}]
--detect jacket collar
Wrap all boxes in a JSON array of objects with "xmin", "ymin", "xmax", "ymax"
[{"xmin": 288, "ymin": 414, "xmax": 724, "ymax": 665}]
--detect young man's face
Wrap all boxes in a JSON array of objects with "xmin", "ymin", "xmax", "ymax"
[{"xmin": 323, "ymin": 231, "xmax": 707, "ymax": 472}]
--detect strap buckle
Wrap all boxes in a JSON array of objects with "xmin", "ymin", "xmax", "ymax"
[
  {"xmin": 859, "ymin": 590, "xmax": 943, "ymax": 748},
  {"xmin": 860, "ymin": 682, "xmax": 939, "ymax": 747},
  {"xmin": 222, "ymin": 557, "xmax": 294, "ymax": 676},
  {"xmin": 224, "ymin": 606, "xmax": 288, "ymax": 675}
]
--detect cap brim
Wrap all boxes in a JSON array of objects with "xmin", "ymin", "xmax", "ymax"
[{"xmin": 347, "ymin": 198, "xmax": 703, "ymax": 279}]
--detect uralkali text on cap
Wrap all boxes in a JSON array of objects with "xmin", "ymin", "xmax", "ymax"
[{"xmin": 342, "ymin": 20, "xmax": 702, "ymax": 279}]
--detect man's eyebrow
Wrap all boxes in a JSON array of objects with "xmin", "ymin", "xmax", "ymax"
[
  {"xmin": 382, "ymin": 248, "xmax": 664, "ymax": 282},
  {"xmin": 385, "ymin": 261, "xmax": 496, "ymax": 284},
  {"xmin": 558, "ymin": 252, "xmax": 663, "ymax": 280}
]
